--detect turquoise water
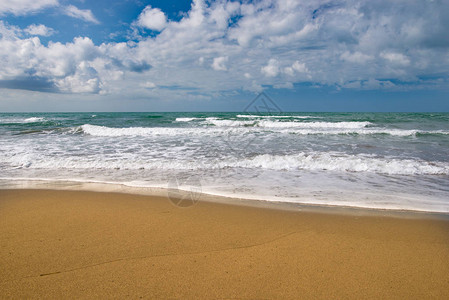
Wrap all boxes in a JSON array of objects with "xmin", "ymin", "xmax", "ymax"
[{"xmin": 1, "ymin": 112, "xmax": 448, "ymax": 212}]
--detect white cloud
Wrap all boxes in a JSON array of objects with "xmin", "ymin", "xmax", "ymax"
[
  {"xmin": 261, "ymin": 59, "xmax": 280, "ymax": 77},
  {"xmin": 136, "ymin": 5, "xmax": 167, "ymax": 31},
  {"xmin": 284, "ymin": 61, "xmax": 308, "ymax": 75},
  {"xmin": 284, "ymin": 61, "xmax": 308, "ymax": 76},
  {"xmin": 211, "ymin": 56, "xmax": 228, "ymax": 71},
  {"xmin": 0, "ymin": 20, "xmax": 21, "ymax": 39},
  {"xmin": 1, "ymin": 0, "xmax": 449, "ymax": 98},
  {"xmin": 24, "ymin": 24, "xmax": 55, "ymax": 37},
  {"xmin": 0, "ymin": 0, "xmax": 58, "ymax": 16},
  {"xmin": 63, "ymin": 5, "xmax": 99, "ymax": 24},
  {"xmin": 340, "ymin": 51, "xmax": 373, "ymax": 64},
  {"xmin": 141, "ymin": 81, "xmax": 157, "ymax": 89},
  {"xmin": 380, "ymin": 52, "xmax": 410, "ymax": 66},
  {"xmin": 0, "ymin": 23, "xmax": 150, "ymax": 94},
  {"xmin": 55, "ymin": 61, "xmax": 100, "ymax": 93}
]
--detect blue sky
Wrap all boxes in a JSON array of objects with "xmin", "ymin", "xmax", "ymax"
[{"xmin": 0, "ymin": 0, "xmax": 448, "ymax": 112}]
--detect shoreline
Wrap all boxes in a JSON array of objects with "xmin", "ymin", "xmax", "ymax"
[
  {"xmin": 1, "ymin": 189, "xmax": 449, "ymax": 298},
  {"xmin": 1, "ymin": 178, "xmax": 449, "ymax": 219}
]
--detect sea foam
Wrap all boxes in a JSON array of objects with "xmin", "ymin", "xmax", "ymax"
[
  {"xmin": 229, "ymin": 153, "xmax": 449, "ymax": 175},
  {"xmin": 78, "ymin": 124, "xmax": 449, "ymax": 137},
  {"xmin": 236, "ymin": 115, "xmax": 319, "ymax": 119},
  {"xmin": 0, "ymin": 117, "xmax": 46, "ymax": 124},
  {"xmin": 175, "ymin": 117, "xmax": 200, "ymax": 122},
  {"xmin": 2, "ymin": 148, "xmax": 448, "ymax": 175}
]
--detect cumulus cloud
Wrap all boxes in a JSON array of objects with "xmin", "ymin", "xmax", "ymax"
[
  {"xmin": 63, "ymin": 5, "xmax": 99, "ymax": 24},
  {"xmin": 135, "ymin": 5, "xmax": 167, "ymax": 31},
  {"xmin": 1, "ymin": 0, "xmax": 449, "ymax": 97},
  {"xmin": 261, "ymin": 59, "xmax": 280, "ymax": 77},
  {"xmin": 55, "ymin": 61, "xmax": 100, "ymax": 93},
  {"xmin": 340, "ymin": 51, "xmax": 373, "ymax": 64},
  {"xmin": 212, "ymin": 56, "xmax": 228, "ymax": 71},
  {"xmin": 285, "ymin": 61, "xmax": 308, "ymax": 76},
  {"xmin": 0, "ymin": 0, "xmax": 58, "ymax": 16},
  {"xmin": 24, "ymin": 24, "xmax": 55, "ymax": 36},
  {"xmin": 0, "ymin": 33, "xmax": 99, "ymax": 93},
  {"xmin": 0, "ymin": 22, "xmax": 150, "ymax": 94},
  {"xmin": 380, "ymin": 52, "xmax": 410, "ymax": 66}
]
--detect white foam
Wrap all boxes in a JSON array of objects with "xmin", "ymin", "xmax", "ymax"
[
  {"xmin": 257, "ymin": 121, "xmax": 372, "ymax": 129},
  {"xmin": 80, "ymin": 124, "xmax": 165, "ymax": 137},
  {"xmin": 78, "ymin": 124, "xmax": 449, "ymax": 137},
  {"xmin": 0, "ymin": 117, "xmax": 46, "ymax": 124},
  {"xmin": 205, "ymin": 119, "xmax": 256, "ymax": 127},
  {"xmin": 228, "ymin": 153, "xmax": 449, "ymax": 175},
  {"xmin": 285, "ymin": 128, "xmax": 449, "ymax": 136},
  {"xmin": 175, "ymin": 117, "xmax": 200, "ymax": 122},
  {"xmin": 3, "ymin": 156, "xmax": 198, "ymax": 170},
  {"xmin": 23, "ymin": 117, "xmax": 45, "ymax": 123},
  {"xmin": 282, "ymin": 128, "xmax": 415, "ymax": 136},
  {"xmin": 2, "ymin": 145, "xmax": 448, "ymax": 175},
  {"xmin": 206, "ymin": 119, "xmax": 372, "ymax": 129},
  {"xmin": 236, "ymin": 115, "xmax": 319, "ymax": 119},
  {"xmin": 78, "ymin": 124, "xmax": 249, "ymax": 137}
]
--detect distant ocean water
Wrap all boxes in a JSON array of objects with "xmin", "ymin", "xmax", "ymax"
[{"xmin": 1, "ymin": 111, "xmax": 448, "ymax": 212}]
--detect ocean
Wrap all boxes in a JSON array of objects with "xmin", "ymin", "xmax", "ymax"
[{"xmin": 1, "ymin": 111, "xmax": 448, "ymax": 212}]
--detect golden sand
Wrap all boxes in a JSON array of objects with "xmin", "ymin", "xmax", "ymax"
[{"xmin": 1, "ymin": 189, "xmax": 449, "ymax": 298}]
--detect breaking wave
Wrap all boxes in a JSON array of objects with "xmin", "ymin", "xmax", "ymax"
[
  {"xmin": 205, "ymin": 119, "xmax": 372, "ymax": 128},
  {"xmin": 77, "ymin": 124, "xmax": 449, "ymax": 137},
  {"xmin": 2, "ymin": 149, "xmax": 448, "ymax": 175},
  {"xmin": 230, "ymin": 153, "xmax": 449, "ymax": 175},
  {"xmin": 0, "ymin": 117, "xmax": 46, "ymax": 124}
]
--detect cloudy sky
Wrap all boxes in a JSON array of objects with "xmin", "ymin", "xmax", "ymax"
[{"xmin": 0, "ymin": 0, "xmax": 448, "ymax": 112}]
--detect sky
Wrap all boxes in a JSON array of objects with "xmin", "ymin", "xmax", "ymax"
[{"xmin": 0, "ymin": 0, "xmax": 448, "ymax": 112}]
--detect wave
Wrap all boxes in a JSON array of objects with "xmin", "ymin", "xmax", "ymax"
[
  {"xmin": 80, "ymin": 124, "xmax": 158, "ymax": 137},
  {"xmin": 286, "ymin": 128, "xmax": 449, "ymax": 136},
  {"xmin": 3, "ymin": 151, "xmax": 448, "ymax": 175},
  {"xmin": 229, "ymin": 153, "xmax": 449, "ymax": 175},
  {"xmin": 77, "ymin": 124, "xmax": 449, "ymax": 137},
  {"xmin": 236, "ymin": 115, "xmax": 319, "ymax": 119},
  {"xmin": 206, "ymin": 119, "xmax": 372, "ymax": 129},
  {"xmin": 0, "ymin": 117, "xmax": 46, "ymax": 124},
  {"xmin": 24, "ymin": 117, "xmax": 45, "ymax": 123},
  {"xmin": 258, "ymin": 120, "xmax": 372, "ymax": 129},
  {"xmin": 175, "ymin": 117, "xmax": 200, "ymax": 122},
  {"xmin": 205, "ymin": 119, "xmax": 255, "ymax": 127},
  {"xmin": 78, "ymin": 124, "xmax": 266, "ymax": 137}
]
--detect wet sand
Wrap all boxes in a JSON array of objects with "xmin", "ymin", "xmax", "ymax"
[{"xmin": 1, "ymin": 189, "xmax": 449, "ymax": 298}]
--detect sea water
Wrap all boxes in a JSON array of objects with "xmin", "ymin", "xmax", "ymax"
[{"xmin": 0, "ymin": 111, "xmax": 448, "ymax": 212}]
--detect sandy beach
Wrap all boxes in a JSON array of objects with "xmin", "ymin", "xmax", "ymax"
[{"xmin": 1, "ymin": 189, "xmax": 449, "ymax": 298}]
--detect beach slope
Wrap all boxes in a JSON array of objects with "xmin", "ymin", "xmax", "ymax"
[{"xmin": 1, "ymin": 189, "xmax": 449, "ymax": 298}]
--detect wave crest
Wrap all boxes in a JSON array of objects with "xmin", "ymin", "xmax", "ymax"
[
  {"xmin": 206, "ymin": 119, "xmax": 372, "ymax": 128},
  {"xmin": 230, "ymin": 153, "xmax": 449, "ymax": 175},
  {"xmin": 77, "ymin": 124, "xmax": 449, "ymax": 137}
]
